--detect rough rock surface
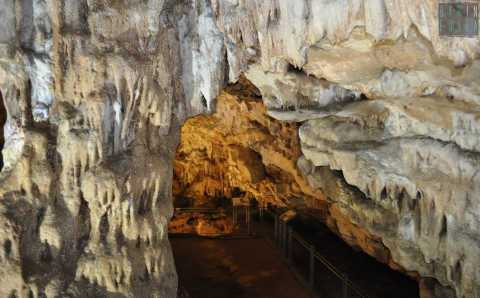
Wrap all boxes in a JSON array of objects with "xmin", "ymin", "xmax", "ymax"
[
  {"xmin": 0, "ymin": 1, "xmax": 479, "ymax": 298},
  {"xmin": 173, "ymin": 78, "xmax": 325, "ymax": 208},
  {"xmin": 207, "ymin": 2, "xmax": 480, "ymax": 297},
  {"xmin": 0, "ymin": 1, "xmax": 220, "ymax": 297},
  {"xmin": 173, "ymin": 76, "xmax": 416, "ymax": 283},
  {"xmin": 169, "ymin": 210, "xmax": 233, "ymax": 237}
]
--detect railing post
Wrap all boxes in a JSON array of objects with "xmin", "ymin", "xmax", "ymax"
[
  {"xmin": 287, "ymin": 226, "xmax": 293, "ymax": 263},
  {"xmin": 279, "ymin": 219, "xmax": 283, "ymax": 248},
  {"xmin": 233, "ymin": 206, "xmax": 236, "ymax": 226},
  {"xmin": 309, "ymin": 244, "xmax": 315, "ymax": 290},
  {"xmin": 247, "ymin": 206, "xmax": 251, "ymax": 235},
  {"xmin": 343, "ymin": 275, "xmax": 349, "ymax": 298},
  {"xmin": 278, "ymin": 217, "xmax": 281, "ymax": 246},
  {"xmin": 279, "ymin": 221, "xmax": 283, "ymax": 250},
  {"xmin": 274, "ymin": 215, "xmax": 278, "ymax": 245},
  {"xmin": 285, "ymin": 223, "xmax": 289, "ymax": 258},
  {"xmin": 245, "ymin": 206, "xmax": 248, "ymax": 225}
]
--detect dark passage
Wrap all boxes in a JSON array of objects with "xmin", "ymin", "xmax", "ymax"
[
  {"xmin": 0, "ymin": 91, "xmax": 6, "ymax": 171},
  {"xmin": 282, "ymin": 211, "xmax": 420, "ymax": 298}
]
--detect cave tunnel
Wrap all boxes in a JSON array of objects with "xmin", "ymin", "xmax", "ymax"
[
  {"xmin": 169, "ymin": 78, "xmax": 419, "ymax": 298},
  {"xmin": 0, "ymin": 90, "xmax": 6, "ymax": 171}
]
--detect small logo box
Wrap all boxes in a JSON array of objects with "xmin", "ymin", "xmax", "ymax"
[{"xmin": 439, "ymin": 2, "xmax": 478, "ymax": 37}]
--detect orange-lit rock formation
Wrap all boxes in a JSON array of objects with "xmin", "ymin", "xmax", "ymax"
[
  {"xmin": 173, "ymin": 77, "xmax": 409, "ymax": 278},
  {"xmin": 169, "ymin": 211, "xmax": 233, "ymax": 237},
  {"xmin": 174, "ymin": 78, "xmax": 325, "ymax": 208}
]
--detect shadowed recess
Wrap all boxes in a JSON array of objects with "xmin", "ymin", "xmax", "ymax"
[{"xmin": 0, "ymin": 90, "xmax": 6, "ymax": 171}]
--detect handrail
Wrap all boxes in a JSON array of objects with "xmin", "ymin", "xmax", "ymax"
[
  {"xmin": 172, "ymin": 206, "xmax": 369, "ymax": 298},
  {"xmin": 265, "ymin": 208, "xmax": 369, "ymax": 298},
  {"xmin": 174, "ymin": 207, "xmax": 222, "ymax": 213},
  {"xmin": 291, "ymin": 231, "xmax": 343, "ymax": 279}
]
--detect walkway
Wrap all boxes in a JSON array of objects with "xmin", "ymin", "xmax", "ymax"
[
  {"xmin": 171, "ymin": 236, "xmax": 311, "ymax": 298},
  {"xmin": 170, "ymin": 207, "xmax": 419, "ymax": 298}
]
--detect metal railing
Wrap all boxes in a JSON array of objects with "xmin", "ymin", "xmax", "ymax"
[
  {"xmin": 173, "ymin": 207, "xmax": 221, "ymax": 213},
  {"xmin": 268, "ymin": 209, "xmax": 368, "ymax": 298},
  {"xmin": 171, "ymin": 206, "xmax": 253, "ymax": 238},
  {"xmin": 171, "ymin": 206, "xmax": 369, "ymax": 298}
]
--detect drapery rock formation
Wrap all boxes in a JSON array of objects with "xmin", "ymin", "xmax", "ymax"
[
  {"xmin": 0, "ymin": 1, "xmax": 479, "ymax": 297},
  {"xmin": 0, "ymin": 1, "xmax": 221, "ymax": 297}
]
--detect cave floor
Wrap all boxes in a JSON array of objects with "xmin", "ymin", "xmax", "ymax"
[{"xmin": 171, "ymin": 236, "xmax": 311, "ymax": 298}]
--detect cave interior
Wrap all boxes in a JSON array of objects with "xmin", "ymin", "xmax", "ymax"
[{"xmin": 169, "ymin": 79, "xmax": 420, "ymax": 298}]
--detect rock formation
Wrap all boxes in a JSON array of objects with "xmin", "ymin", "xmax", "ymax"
[
  {"xmin": 173, "ymin": 78, "xmax": 324, "ymax": 208},
  {"xmin": 210, "ymin": 2, "xmax": 480, "ymax": 297},
  {"xmin": 173, "ymin": 76, "xmax": 398, "ymax": 275},
  {"xmin": 168, "ymin": 210, "xmax": 233, "ymax": 237},
  {"xmin": 0, "ymin": 1, "xmax": 215, "ymax": 297},
  {"xmin": 0, "ymin": 1, "xmax": 479, "ymax": 297}
]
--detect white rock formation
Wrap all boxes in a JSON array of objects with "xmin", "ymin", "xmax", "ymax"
[
  {"xmin": 208, "ymin": 1, "xmax": 480, "ymax": 297},
  {"xmin": 0, "ymin": 1, "xmax": 225, "ymax": 297}
]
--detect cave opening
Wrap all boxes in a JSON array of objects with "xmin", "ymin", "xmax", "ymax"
[
  {"xmin": 169, "ymin": 78, "xmax": 419, "ymax": 298},
  {"xmin": 0, "ymin": 90, "xmax": 6, "ymax": 171}
]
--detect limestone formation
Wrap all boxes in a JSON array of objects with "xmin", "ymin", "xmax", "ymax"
[
  {"xmin": 173, "ymin": 75, "xmax": 417, "ymax": 288},
  {"xmin": 0, "ymin": 1, "xmax": 222, "ymax": 297},
  {"xmin": 208, "ymin": 2, "xmax": 479, "ymax": 297},
  {"xmin": 0, "ymin": 1, "xmax": 479, "ymax": 298},
  {"xmin": 169, "ymin": 210, "xmax": 233, "ymax": 237},
  {"xmin": 173, "ymin": 78, "xmax": 325, "ymax": 209}
]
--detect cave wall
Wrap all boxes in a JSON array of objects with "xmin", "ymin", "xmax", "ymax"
[
  {"xmin": 174, "ymin": 78, "xmax": 324, "ymax": 208},
  {"xmin": 173, "ymin": 76, "xmax": 400, "ymax": 274},
  {"xmin": 0, "ymin": 1, "xmax": 478, "ymax": 298},
  {"xmin": 0, "ymin": 1, "xmax": 224, "ymax": 297},
  {"xmin": 204, "ymin": 2, "xmax": 480, "ymax": 298}
]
